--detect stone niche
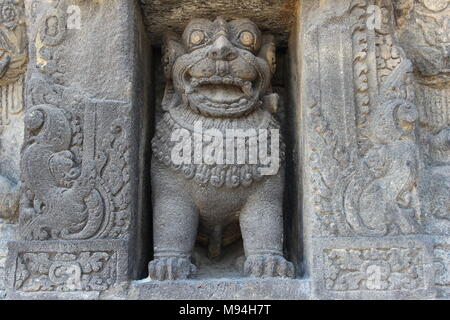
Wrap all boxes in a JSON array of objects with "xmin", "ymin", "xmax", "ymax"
[
  {"xmin": 138, "ymin": 0, "xmax": 306, "ymax": 297},
  {"xmin": 2, "ymin": 0, "xmax": 450, "ymax": 300}
]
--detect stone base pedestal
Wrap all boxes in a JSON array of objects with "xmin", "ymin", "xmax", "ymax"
[{"xmin": 128, "ymin": 279, "xmax": 311, "ymax": 300}]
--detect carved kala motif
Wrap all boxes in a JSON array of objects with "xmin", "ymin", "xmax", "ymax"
[
  {"xmin": 324, "ymin": 247, "xmax": 425, "ymax": 291},
  {"xmin": 14, "ymin": 251, "xmax": 116, "ymax": 292},
  {"xmin": 149, "ymin": 17, "xmax": 293, "ymax": 280}
]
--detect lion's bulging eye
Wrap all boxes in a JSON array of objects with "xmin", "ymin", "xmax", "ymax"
[
  {"xmin": 190, "ymin": 30, "xmax": 206, "ymax": 46},
  {"xmin": 239, "ymin": 31, "xmax": 255, "ymax": 47}
]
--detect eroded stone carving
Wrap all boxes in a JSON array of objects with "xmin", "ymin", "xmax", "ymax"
[
  {"xmin": 393, "ymin": 0, "xmax": 450, "ymax": 232},
  {"xmin": 0, "ymin": 0, "xmax": 26, "ymax": 224},
  {"xmin": 149, "ymin": 17, "xmax": 293, "ymax": 280},
  {"xmin": 0, "ymin": 0, "xmax": 26, "ymax": 296},
  {"xmin": 324, "ymin": 247, "xmax": 425, "ymax": 291},
  {"xmin": 435, "ymin": 244, "xmax": 450, "ymax": 287},
  {"xmin": 0, "ymin": 0, "xmax": 26, "ymax": 86},
  {"xmin": 338, "ymin": 99, "xmax": 421, "ymax": 236},
  {"xmin": 14, "ymin": 251, "xmax": 116, "ymax": 292},
  {"xmin": 19, "ymin": 3, "xmax": 130, "ymax": 241},
  {"xmin": 310, "ymin": 0, "xmax": 420, "ymax": 237}
]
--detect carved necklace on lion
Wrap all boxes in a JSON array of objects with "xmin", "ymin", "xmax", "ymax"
[{"xmin": 152, "ymin": 94, "xmax": 285, "ymax": 189}]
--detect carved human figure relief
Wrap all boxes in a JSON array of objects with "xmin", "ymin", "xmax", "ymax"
[
  {"xmin": 149, "ymin": 17, "xmax": 294, "ymax": 280},
  {"xmin": 339, "ymin": 99, "xmax": 420, "ymax": 235},
  {"xmin": 0, "ymin": 0, "xmax": 26, "ymax": 294},
  {"xmin": 393, "ymin": 0, "xmax": 450, "ymax": 227},
  {"xmin": 0, "ymin": 0, "xmax": 26, "ymax": 227}
]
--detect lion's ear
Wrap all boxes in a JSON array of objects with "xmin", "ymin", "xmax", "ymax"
[
  {"xmin": 162, "ymin": 31, "xmax": 185, "ymax": 80},
  {"xmin": 258, "ymin": 34, "xmax": 276, "ymax": 74}
]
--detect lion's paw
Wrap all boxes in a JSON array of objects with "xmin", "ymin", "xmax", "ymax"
[
  {"xmin": 244, "ymin": 254, "xmax": 294, "ymax": 278},
  {"xmin": 148, "ymin": 257, "xmax": 197, "ymax": 281}
]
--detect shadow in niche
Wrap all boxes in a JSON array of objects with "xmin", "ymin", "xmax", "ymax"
[{"xmin": 143, "ymin": 47, "xmax": 301, "ymax": 279}]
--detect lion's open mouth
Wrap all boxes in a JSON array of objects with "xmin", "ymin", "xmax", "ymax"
[
  {"xmin": 184, "ymin": 75, "xmax": 259, "ymax": 117},
  {"xmin": 190, "ymin": 76, "xmax": 253, "ymax": 104}
]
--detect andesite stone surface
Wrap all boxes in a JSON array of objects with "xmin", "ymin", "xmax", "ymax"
[{"xmin": 0, "ymin": 0, "xmax": 449, "ymax": 300}]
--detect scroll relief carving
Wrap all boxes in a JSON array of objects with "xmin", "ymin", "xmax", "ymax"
[
  {"xmin": 324, "ymin": 247, "xmax": 425, "ymax": 291},
  {"xmin": 310, "ymin": 0, "xmax": 421, "ymax": 237},
  {"xmin": 0, "ymin": 0, "xmax": 26, "ymax": 224},
  {"xmin": 19, "ymin": 4, "xmax": 130, "ymax": 241},
  {"xmin": 434, "ymin": 244, "xmax": 450, "ymax": 287},
  {"xmin": 393, "ymin": 0, "xmax": 450, "ymax": 226},
  {"xmin": 14, "ymin": 251, "xmax": 116, "ymax": 292},
  {"xmin": 149, "ymin": 17, "xmax": 293, "ymax": 280}
]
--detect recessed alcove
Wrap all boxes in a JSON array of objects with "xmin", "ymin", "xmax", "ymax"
[{"xmin": 137, "ymin": 0, "xmax": 302, "ymax": 280}]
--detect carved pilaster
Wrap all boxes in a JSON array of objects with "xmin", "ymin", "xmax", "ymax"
[
  {"xmin": 299, "ymin": 0, "xmax": 436, "ymax": 298},
  {"xmin": 5, "ymin": 0, "xmax": 150, "ymax": 299},
  {"xmin": 0, "ymin": 0, "xmax": 27, "ymax": 297}
]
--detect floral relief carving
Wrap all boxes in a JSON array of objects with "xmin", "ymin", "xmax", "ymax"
[
  {"xmin": 14, "ymin": 251, "xmax": 116, "ymax": 292},
  {"xmin": 324, "ymin": 247, "xmax": 425, "ymax": 291}
]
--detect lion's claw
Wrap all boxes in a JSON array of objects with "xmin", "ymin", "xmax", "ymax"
[
  {"xmin": 148, "ymin": 257, "xmax": 197, "ymax": 280},
  {"xmin": 244, "ymin": 254, "xmax": 294, "ymax": 278}
]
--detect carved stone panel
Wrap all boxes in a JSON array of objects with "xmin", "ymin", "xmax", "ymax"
[
  {"xmin": 0, "ymin": 0, "xmax": 27, "ymax": 296},
  {"xmin": 5, "ymin": 240, "xmax": 127, "ymax": 299},
  {"xmin": 5, "ymin": 0, "xmax": 150, "ymax": 298},
  {"xmin": 1, "ymin": 0, "xmax": 450, "ymax": 300},
  {"xmin": 392, "ymin": 0, "xmax": 450, "ymax": 235},
  {"xmin": 17, "ymin": 0, "xmax": 144, "ymax": 242},
  {"xmin": 314, "ymin": 237, "xmax": 435, "ymax": 299}
]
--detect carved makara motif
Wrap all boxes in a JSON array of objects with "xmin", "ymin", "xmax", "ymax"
[{"xmin": 149, "ymin": 17, "xmax": 293, "ymax": 280}]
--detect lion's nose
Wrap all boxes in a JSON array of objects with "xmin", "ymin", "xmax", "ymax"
[{"xmin": 208, "ymin": 36, "xmax": 238, "ymax": 61}]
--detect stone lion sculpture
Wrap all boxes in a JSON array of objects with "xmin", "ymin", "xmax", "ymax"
[{"xmin": 149, "ymin": 17, "xmax": 294, "ymax": 280}]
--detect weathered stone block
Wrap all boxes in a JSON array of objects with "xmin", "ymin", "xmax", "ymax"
[
  {"xmin": 0, "ymin": 0, "xmax": 448, "ymax": 300},
  {"xmin": 313, "ymin": 237, "xmax": 435, "ymax": 299},
  {"xmin": 5, "ymin": 239, "xmax": 128, "ymax": 300},
  {"xmin": 128, "ymin": 278, "xmax": 311, "ymax": 300}
]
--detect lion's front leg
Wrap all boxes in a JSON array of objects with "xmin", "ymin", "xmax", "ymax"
[
  {"xmin": 240, "ymin": 174, "xmax": 294, "ymax": 278},
  {"xmin": 149, "ymin": 161, "xmax": 198, "ymax": 280}
]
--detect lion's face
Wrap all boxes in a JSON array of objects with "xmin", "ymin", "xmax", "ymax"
[
  {"xmin": 163, "ymin": 17, "xmax": 276, "ymax": 118},
  {"xmin": 394, "ymin": 0, "xmax": 450, "ymax": 79}
]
